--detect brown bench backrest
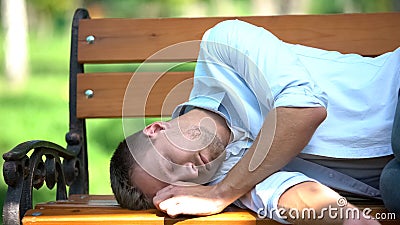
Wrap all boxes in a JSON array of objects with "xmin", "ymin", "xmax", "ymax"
[{"xmin": 75, "ymin": 12, "xmax": 400, "ymax": 119}]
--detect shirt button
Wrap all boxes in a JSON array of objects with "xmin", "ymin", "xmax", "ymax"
[{"xmin": 329, "ymin": 173, "xmax": 334, "ymax": 178}]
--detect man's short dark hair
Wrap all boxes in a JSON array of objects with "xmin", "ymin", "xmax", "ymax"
[{"xmin": 109, "ymin": 131, "xmax": 154, "ymax": 209}]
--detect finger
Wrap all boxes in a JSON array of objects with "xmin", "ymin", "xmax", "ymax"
[
  {"xmin": 156, "ymin": 184, "xmax": 175, "ymax": 195},
  {"xmin": 153, "ymin": 185, "xmax": 175, "ymax": 209},
  {"xmin": 166, "ymin": 205, "xmax": 183, "ymax": 218},
  {"xmin": 153, "ymin": 194, "xmax": 173, "ymax": 210},
  {"xmin": 159, "ymin": 198, "xmax": 184, "ymax": 217}
]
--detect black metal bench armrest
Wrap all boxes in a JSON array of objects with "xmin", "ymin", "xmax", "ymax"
[
  {"xmin": 2, "ymin": 140, "xmax": 80, "ymax": 225},
  {"xmin": 3, "ymin": 140, "xmax": 75, "ymax": 161}
]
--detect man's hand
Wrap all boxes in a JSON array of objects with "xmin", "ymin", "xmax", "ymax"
[
  {"xmin": 153, "ymin": 184, "xmax": 232, "ymax": 217},
  {"xmin": 153, "ymin": 107, "xmax": 326, "ymax": 218}
]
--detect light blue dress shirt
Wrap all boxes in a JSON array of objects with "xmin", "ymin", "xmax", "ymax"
[{"xmin": 172, "ymin": 20, "xmax": 400, "ymax": 222}]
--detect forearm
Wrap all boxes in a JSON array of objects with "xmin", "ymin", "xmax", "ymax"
[{"xmin": 215, "ymin": 106, "xmax": 327, "ymax": 203}]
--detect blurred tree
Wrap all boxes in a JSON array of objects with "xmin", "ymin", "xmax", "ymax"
[
  {"xmin": 83, "ymin": 0, "xmax": 198, "ymax": 18},
  {"xmin": 83, "ymin": 0, "xmax": 261, "ymax": 18},
  {"xmin": 1, "ymin": 0, "xmax": 29, "ymax": 87},
  {"xmin": 309, "ymin": 0, "xmax": 346, "ymax": 14},
  {"xmin": 309, "ymin": 0, "xmax": 399, "ymax": 14},
  {"xmin": 27, "ymin": 0, "xmax": 80, "ymax": 35}
]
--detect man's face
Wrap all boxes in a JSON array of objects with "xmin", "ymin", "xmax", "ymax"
[{"xmin": 130, "ymin": 125, "xmax": 226, "ymax": 198}]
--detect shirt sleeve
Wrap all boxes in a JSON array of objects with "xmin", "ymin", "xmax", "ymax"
[
  {"xmin": 203, "ymin": 19, "xmax": 328, "ymax": 110},
  {"xmin": 236, "ymin": 171, "xmax": 318, "ymax": 224}
]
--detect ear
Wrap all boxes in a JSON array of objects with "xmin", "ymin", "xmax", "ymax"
[{"xmin": 143, "ymin": 121, "xmax": 169, "ymax": 138}]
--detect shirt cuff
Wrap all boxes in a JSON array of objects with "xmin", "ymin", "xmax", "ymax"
[{"xmin": 274, "ymin": 89, "xmax": 328, "ymax": 109}]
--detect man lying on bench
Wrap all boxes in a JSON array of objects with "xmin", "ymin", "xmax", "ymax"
[{"xmin": 110, "ymin": 19, "xmax": 400, "ymax": 224}]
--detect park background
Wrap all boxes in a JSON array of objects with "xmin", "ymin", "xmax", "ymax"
[{"xmin": 0, "ymin": 0, "xmax": 399, "ymax": 223}]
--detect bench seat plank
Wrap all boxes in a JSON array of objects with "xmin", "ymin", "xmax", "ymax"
[
  {"xmin": 22, "ymin": 195, "xmax": 397, "ymax": 225},
  {"xmin": 24, "ymin": 196, "xmax": 279, "ymax": 225},
  {"xmin": 78, "ymin": 13, "xmax": 400, "ymax": 63},
  {"xmin": 22, "ymin": 209, "xmax": 277, "ymax": 225}
]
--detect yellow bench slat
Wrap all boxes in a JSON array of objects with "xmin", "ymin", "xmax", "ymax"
[
  {"xmin": 25, "ymin": 195, "xmax": 279, "ymax": 225},
  {"xmin": 23, "ymin": 195, "xmax": 397, "ymax": 225}
]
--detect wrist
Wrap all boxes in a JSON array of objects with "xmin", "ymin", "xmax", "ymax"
[{"xmin": 213, "ymin": 181, "xmax": 243, "ymax": 206}]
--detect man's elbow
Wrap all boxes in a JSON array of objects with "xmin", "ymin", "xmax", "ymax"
[
  {"xmin": 308, "ymin": 107, "xmax": 327, "ymax": 130},
  {"xmin": 300, "ymin": 107, "xmax": 328, "ymax": 132},
  {"xmin": 276, "ymin": 106, "xmax": 327, "ymax": 131}
]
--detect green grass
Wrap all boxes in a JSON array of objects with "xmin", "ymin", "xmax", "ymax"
[
  {"xmin": 0, "ymin": 27, "xmax": 179, "ymax": 225},
  {"xmin": 0, "ymin": 32, "xmax": 148, "ymax": 223},
  {"xmin": 0, "ymin": 73, "xmax": 132, "ymax": 220}
]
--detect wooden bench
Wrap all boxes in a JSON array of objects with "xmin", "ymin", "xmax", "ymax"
[{"xmin": 3, "ymin": 8, "xmax": 400, "ymax": 225}]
